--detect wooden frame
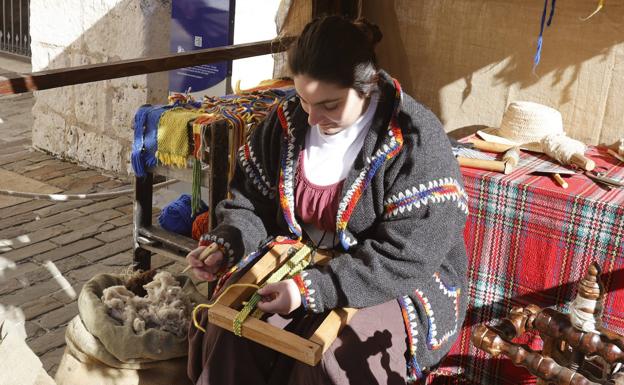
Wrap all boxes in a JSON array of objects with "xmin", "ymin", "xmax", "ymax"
[{"xmin": 206, "ymin": 240, "xmax": 357, "ymax": 366}]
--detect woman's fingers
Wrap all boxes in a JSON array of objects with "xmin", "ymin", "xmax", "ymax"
[
  {"xmin": 185, "ymin": 246, "xmax": 223, "ymax": 281},
  {"xmin": 203, "ymin": 251, "xmax": 224, "ymax": 274}
]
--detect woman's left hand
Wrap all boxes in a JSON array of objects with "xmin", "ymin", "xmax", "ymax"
[{"xmin": 256, "ymin": 279, "xmax": 301, "ymax": 315}]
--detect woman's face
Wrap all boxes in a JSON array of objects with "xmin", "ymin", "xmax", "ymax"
[{"xmin": 294, "ymin": 74, "xmax": 368, "ymax": 135}]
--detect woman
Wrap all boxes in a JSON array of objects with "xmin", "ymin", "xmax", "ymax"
[{"xmin": 187, "ymin": 15, "xmax": 468, "ymax": 384}]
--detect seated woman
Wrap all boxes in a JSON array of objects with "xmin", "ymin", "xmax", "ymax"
[{"xmin": 186, "ymin": 15, "xmax": 468, "ymax": 385}]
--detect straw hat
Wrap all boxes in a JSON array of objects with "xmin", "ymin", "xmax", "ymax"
[{"xmin": 477, "ymin": 101, "xmax": 564, "ymax": 153}]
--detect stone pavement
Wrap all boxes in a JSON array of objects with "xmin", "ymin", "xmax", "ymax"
[{"xmin": 0, "ymin": 76, "xmax": 185, "ymax": 377}]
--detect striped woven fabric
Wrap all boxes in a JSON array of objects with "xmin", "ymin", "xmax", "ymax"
[{"xmin": 427, "ymin": 145, "xmax": 624, "ymax": 384}]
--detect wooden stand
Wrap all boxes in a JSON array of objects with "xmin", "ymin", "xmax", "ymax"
[
  {"xmin": 472, "ymin": 263, "xmax": 624, "ymax": 385},
  {"xmin": 207, "ymin": 240, "xmax": 357, "ymax": 366},
  {"xmin": 132, "ymin": 122, "xmax": 231, "ymax": 270}
]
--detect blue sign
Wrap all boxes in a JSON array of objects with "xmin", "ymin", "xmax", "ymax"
[{"xmin": 170, "ymin": 0, "xmax": 233, "ymax": 93}]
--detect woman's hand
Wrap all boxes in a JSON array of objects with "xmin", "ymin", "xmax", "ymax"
[
  {"xmin": 185, "ymin": 245, "xmax": 224, "ymax": 281},
  {"xmin": 256, "ymin": 279, "xmax": 302, "ymax": 315}
]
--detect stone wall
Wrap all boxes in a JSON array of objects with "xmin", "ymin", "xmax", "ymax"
[{"xmin": 31, "ymin": 0, "xmax": 171, "ymax": 175}]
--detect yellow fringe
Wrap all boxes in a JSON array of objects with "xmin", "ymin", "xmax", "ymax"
[
  {"xmin": 157, "ymin": 108, "xmax": 203, "ymax": 167},
  {"xmin": 191, "ymin": 283, "xmax": 261, "ymax": 333}
]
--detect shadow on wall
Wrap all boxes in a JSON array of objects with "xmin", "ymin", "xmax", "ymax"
[
  {"xmin": 30, "ymin": 0, "xmax": 171, "ymax": 175},
  {"xmin": 363, "ymin": 0, "xmax": 624, "ymax": 145}
]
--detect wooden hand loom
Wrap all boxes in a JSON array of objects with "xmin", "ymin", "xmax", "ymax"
[{"xmin": 206, "ymin": 239, "xmax": 358, "ymax": 366}]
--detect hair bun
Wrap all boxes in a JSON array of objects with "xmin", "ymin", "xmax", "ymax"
[{"xmin": 354, "ymin": 18, "xmax": 383, "ymax": 46}]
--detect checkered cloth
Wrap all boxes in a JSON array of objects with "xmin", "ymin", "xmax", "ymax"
[{"xmin": 427, "ymin": 144, "xmax": 624, "ymax": 384}]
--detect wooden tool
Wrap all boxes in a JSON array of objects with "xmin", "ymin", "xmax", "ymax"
[
  {"xmin": 570, "ymin": 153, "xmax": 595, "ymax": 171},
  {"xmin": 457, "ymin": 157, "xmax": 513, "ymax": 175},
  {"xmin": 205, "ymin": 241, "xmax": 357, "ymax": 366},
  {"xmin": 502, "ymin": 146, "xmax": 520, "ymax": 167},
  {"xmin": 181, "ymin": 242, "xmax": 220, "ymax": 274},
  {"xmin": 551, "ymin": 173, "xmax": 568, "ymax": 189},
  {"xmin": 607, "ymin": 148, "xmax": 624, "ymax": 163},
  {"xmin": 468, "ymin": 138, "xmax": 514, "ymax": 153}
]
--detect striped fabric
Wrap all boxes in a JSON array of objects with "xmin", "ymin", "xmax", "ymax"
[{"xmin": 427, "ymin": 145, "xmax": 624, "ymax": 384}]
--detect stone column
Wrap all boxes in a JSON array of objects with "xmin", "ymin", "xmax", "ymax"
[{"xmin": 30, "ymin": 0, "xmax": 171, "ymax": 175}]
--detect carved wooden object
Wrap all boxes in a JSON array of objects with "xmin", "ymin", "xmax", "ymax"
[
  {"xmin": 206, "ymin": 240, "xmax": 357, "ymax": 366},
  {"xmin": 472, "ymin": 262, "xmax": 624, "ymax": 385}
]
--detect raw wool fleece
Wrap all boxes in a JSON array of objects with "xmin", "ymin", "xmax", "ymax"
[
  {"xmin": 206, "ymin": 71, "xmax": 469, "ymax": 377},
  {"xmin": 102, "ymin": 271, "xmax": 191, "ymax": 338}
]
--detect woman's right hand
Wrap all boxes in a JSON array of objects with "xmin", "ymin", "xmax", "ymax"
[{"xmin": 186, "ymin": 246, "xmax": 224, "ymax": 281}]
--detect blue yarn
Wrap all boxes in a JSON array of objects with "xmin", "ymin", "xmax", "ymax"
[
  {"xmin": 131, "ymin": 101, "xmax": 196, "ymax": 177},
  {"xmin": 533, "ymin": 0, "xmax": 556, "ymax": 72},
  {"xmin": 158, "ymin": 194, "xmax": 209, "ymax": 237}
]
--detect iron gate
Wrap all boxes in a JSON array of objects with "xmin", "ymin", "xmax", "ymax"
[{"xmin": 1, "ymin": 0, "xmax": 30, "ymax": 57}]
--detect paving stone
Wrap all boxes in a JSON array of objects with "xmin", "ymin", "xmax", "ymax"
[
  {"xmin": 98, "ymin": 179, "xmax": 130, "ymax": 189},
  {"xmin": 36, "ymin": 302, "xmax": 78, "ymax": 330},
  {"xmin": 0, "ymin": 277, "xmax": 26, "ymax": 295},
  {"xmin": 94, "ymin": 225, "xmax": 132, "ymax": 243},
  {"xmin": 2, "ymin": 225, "xmax": 69, "ymax": 249},
  {"xmin": 0, "ymin": 199, "xmax": 54, "ymax": 218},
  {"xmin": 109, "ymin": 214, "xmax": 133, "ymax": 227},
  {"xmin": 27, "ymin": 325, "xmax": 66, "ymax": 355},
  {"xmin": 1, "ymin": 278, "xmax": 60, "ymax": 307},
  {"xmin": 22, "ymin": 255, "xmax": 91, "ymax": 286},
  {"xmin": 51, "ymin": 222, "xmax": 115, "ymax": 246},
  {"xmin": 79, "ymin": 236, "xmax": 132, "ymax": 263},
  {"xmin": 62, "ymin": 209, "xmax": 124, "ymax": 231},
  {"xmin": 19, "ymin": 210, "xmax": 83, "ymax": 233},
  {"xmin": 3, "ymin": 158, "xmax": 34, "ymax": 172},
  {"xmin": 66, "ymin": 263, "xmax": 123, "ymax": 285},
  {"xmin": 21, "ymin": 294, "xmax": 66, "ymax": 320},
  {"xmin": 79, "ymin": 196, "xmax": 133, "ymax": 214},
  {"xmin": 40, "ymin": 345, "xmax": 66, "ymax": 374},
  {"xmin": 116, "ymin": 204, "xmax": 133, "ymax": 214},
  {"xmin": 0, "ymin": 240, "xmax": 58, "ymax": 263},
  {"xmin": 100, "ymin": 251, "xmax": 134, "ymax": 267},
  {"xmin": 33, "ymin": 199, "xmax": 94, "ymax": 217},
  {"xmin": 0, "ymin": 210, "xmax": 38, "ymax": 230},
  {"xmin": 0, "ymin": 149, "xmax": 31, "ymax": 166},
  {"xmin": 26, "ymin": 319, "xmax": 46, "ymax": 339},
  {"xmin": 33, "ymin": 238, "xmax": 103, "ymax": 263}
]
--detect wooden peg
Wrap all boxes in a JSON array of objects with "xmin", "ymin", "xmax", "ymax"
[
  {"xmin": 182, "ymin": 242, "xmax": 220, "ymax": 274},
  {"xmin": 457, "ymin": 157, "xmax": 513, "ymax": 174},
  {"xmin": 469, "ymin": 139, "xmax": 514, "ymax": 153},
  {"xmin": 552, "ymin": 173, "xmax": 568, "ymax": 189},
  {"xmin": 570, "ymin": 153, "xmax": 595, "ymax": 171}
]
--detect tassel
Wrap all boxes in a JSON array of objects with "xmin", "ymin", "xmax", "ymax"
[{"xmin": 533, "ymin": 0, "xmax": 557, "ymax": 73}]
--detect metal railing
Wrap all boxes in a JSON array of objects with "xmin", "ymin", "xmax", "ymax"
[{"xmin": 1, "ymin": 0, "xmax": 30, "ymax": 57}]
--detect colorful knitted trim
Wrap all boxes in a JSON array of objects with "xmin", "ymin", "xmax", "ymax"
[
  {"xmin": 383, "ymin": 178, "xmax": 469, "ymax": 219},
  {"xmin": 335, "ymin": 78, "xmax": 404, "ymax": 250},
  {"xmin": 239, "ymin": 140, "xmax": 275, "ymax": 198},
  {"xmin": 156, "ymin": 107, "xmax": 203, "ymax": 168},
  {"xmin": 277, "ymin": 98, "xmax": 302, "ymax": 238},
  {"xmin": 413, "ymin": 273, "xmax": 461, "ymax": 351},
  {"xmin": 199, "ymin": 233, "xmax": 235, "ymax": 268},
  {"xmin": 293, "ymin": 272, "xmax": 316, "ymax": 312},
  {"xmin": 398, "ymin": 295, "xmax": 424, "ymax": 382}
]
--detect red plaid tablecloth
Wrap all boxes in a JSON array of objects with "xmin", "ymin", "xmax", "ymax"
[{"xmin": 427, "ymin": 146, "xmax": 624, "ymax": 384}]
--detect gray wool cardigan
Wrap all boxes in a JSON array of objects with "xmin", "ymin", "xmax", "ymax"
[{"xmin": 201, "ymin": 71, "xmax": 469, "ymax": 378}]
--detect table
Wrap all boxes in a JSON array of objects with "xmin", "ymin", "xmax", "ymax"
[{"xmin": 429, "ymin": 145, "xmax": 624, "ymax": 384}]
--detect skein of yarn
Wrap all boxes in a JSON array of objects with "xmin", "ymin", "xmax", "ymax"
[
  {"xmin": 541, "ymin": 134, "xmax": 595, "ymax": 171},
  {"xmin": 158, "ymin": 194, "xmax": 208, "ymax": 237}
]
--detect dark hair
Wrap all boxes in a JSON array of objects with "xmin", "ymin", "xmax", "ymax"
[{"xmin": 288, "ymin": 15, "xmax": 383, "ymax": 97}]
